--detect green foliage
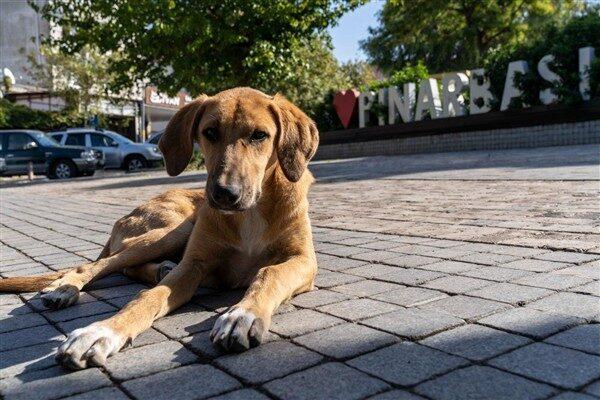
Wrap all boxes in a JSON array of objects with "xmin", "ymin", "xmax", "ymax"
[
  {"xmin": 368, "ymin": 61, "xmax": 429, "ymax": 90},
  {"xmin": 0, "ymin": 99, "xmax": 86, "ymax": 130},
  {"xmin": 484, "ymin": 9, "xmax": 600, "ymax": 109},
  {"xmin": 25, "ymin": 44, "xmax": 123, "ymax": 119},
  {"xmin": 362, "ymin": 0, "xmax": 584, "ymax": 73},
  {"xmin": 0, "ymin": 99, "xmax": 133, "ymax": 133},
  {"xmin": 36, "ymin": 0, "xmax": 366, "ymax": 98},
  {"xmin": 186, "ymin": 150, "xmax": 205, "ymax": 171}
]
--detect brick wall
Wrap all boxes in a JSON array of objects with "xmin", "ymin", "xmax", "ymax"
[{"xmin": 314, "ymin": 120, "xmax": 600, "ymax": 160}]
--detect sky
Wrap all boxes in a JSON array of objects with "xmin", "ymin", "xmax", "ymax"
[{"xmin": 328, "ymin": 0, "xmax": 384, "ymax": 63}]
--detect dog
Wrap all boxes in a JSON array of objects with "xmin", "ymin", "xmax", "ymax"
[{"xmin": 0, "ymin": 87, "xmax": 319, "ymax": 369}]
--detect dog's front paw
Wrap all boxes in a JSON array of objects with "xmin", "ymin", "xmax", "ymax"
[
  {"xmin": 41, "ymin": 284, "xmax": 80, "ymax": 310},
  {"xmin": 56, "ymin": 324, "xmax": 125, "ymax": 370},
  {"xmin": 210, "ymin": 306, "xmax": 266, "ymax": 353}
]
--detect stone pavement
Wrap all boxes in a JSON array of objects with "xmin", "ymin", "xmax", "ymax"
[{"xmin": 0, "ymin": 144, "xmax": 599, "ymax": 400}]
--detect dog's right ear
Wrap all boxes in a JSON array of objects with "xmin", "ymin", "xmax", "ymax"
[{"xmin": 159, "ymin": 95, "xmax": 208, "ymax": 176}]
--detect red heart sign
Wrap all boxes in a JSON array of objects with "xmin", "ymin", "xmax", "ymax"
[{"xmin": 333, "ymin": 89, "xmax": 360, "ymax": 128}]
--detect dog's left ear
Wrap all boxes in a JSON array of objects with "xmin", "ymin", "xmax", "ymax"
[
  {"xmin": 159, "ymin": 94, "xmax": 208, "ymax": 176},
  {"xmin": 271, "ymin": 94, "xmax": 319, "ymax": 182}
]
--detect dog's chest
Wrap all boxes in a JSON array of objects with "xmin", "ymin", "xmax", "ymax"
[{"xmin": 237, "ymin": 209, "xmax": 268, "ymax": 256}]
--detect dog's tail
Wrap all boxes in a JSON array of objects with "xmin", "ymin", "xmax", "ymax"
[{"xmin": 0, "ymin": 271, "xmax": 68, "ymax": 293}]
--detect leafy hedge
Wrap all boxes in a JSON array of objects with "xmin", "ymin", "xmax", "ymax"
[
  {"xmin": 0, "ymin": 99, "xmax": 86, "ymax": 131},
  {"xmin": 0, "ymin": 99, "xmax": 133, "ymax": 135},
  {"xmin": 484, "ymin": 10, "xmax": 600, "ymax": 109}
]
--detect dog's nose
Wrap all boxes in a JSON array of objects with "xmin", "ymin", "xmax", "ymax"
[{"xmin": 213, "ymin": 184, "xmax": 241, "ymax": 206}]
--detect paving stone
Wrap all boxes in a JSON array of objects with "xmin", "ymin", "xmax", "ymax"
[
  {"xmin": 479, "ymin": 307, "xmax": 584, "ymax": 339},
  {"xmin": 61, "ymin": 387, "xmax": 130, "ymax": 400},
  {"xmin": 348, "ymin": 341, "xmax": 468, "ymax": 386},
  {"xmin": 0, "ymin": 302, "xmax": 33, "ymax": 317},
  {"xmin": 421, "ymin": 295, "xmax": 512, "ymax": 321},
  {"xmin": 106, "ymin": 340, "xmax": 198, "ymax": 381},
  {"xmin": 512, "ymin": 274, "xmax": 592, "ymax": 290},
  {"xmin": 422, "ymin": 276, "xmax": 493, "ymax": 294},
  {"xmin": 553, "ymin": 263, "xmax": 600, "ymax": 280},
  {"xmin": 294, "ymin": 323, "xmax": 397, "ymax": 359},
  {"xmin": 467, "ymin": 282, "xmax": 554, "ymax": 305},
  {"xmin": 0, "ymin": 367, "xmax": 112, "ymax": 400},
  {"xmin": 26, "ymin": 292, "xmax": 98, "ymax": 311},
  {"xmin": 462, "ymin": 266, "xmax": 535, "ymax": 282},
  {"xmin": 57, "ymin": 312, "xmax": 116, "ymax": 333},
  {"xmin": 42, "ymin": 301, "xmax": 116, "ymax": 322},
  {"xmin": 270, "ymin": 309, "xmax": 344, "ymax": 337},
  {"xmin": 152, "ymin": 309, "xmax": 216, "ymax": 338},
  {"xmin": 502, "ymin": 259, "xmax": 570, "ymax": 272},
  {"xmin": 207, "ymin": 389, "xmax": 270, "ymax": 400},
  {"xmin": 131, "ymin": 327, "xmax": 168, "ymax": 348},
  {"xmin": 489, "ymin": 343, "xmax": 600, "ymax": 389},
  {"xmin": 420, "ymin": 324, "xmax": 531, "ymax": 361},
  {"xmin": 372, "ymin": 287, "xmax": 448, "ymax": 307},
  {"xmin": 85, "ymin": 273, "xmax": 136, "ymax": 290},
  {"xmin": 0, "ymin": 341, "xmax": 59, "ymax": 379},
  {"xmin": 571, "ymin": 281, "xmax": 600, "ymax": 297},
  {"xmin": 0, "ymin": 312, "xmax": 47, "ymax": 333},
  {"xmin": 344, "ymin": 264, "xmax": 401, "ymax": 278},
  {"xmin": 367, "ymin": 390, "xmax": 426, "ymax": 400},
  {"xmin": 383, "ymin": 255, "xmax": 443, "ymax": 268},
  {"xmin": 350, "ymin": 250, "xmax": 401, "ymax": 262},
  {"xmin": 545, "ymin": 325, "xmax": 600, "ymax": 355},
  {"xmin": 583, "ymin": 380, "xmax": 600, "ymax": 397},
  {"xmin": 264, "ymin": 362, "xmax": 389, "ymax": 400},
  {"xmin": 88, "ymin": 283, "xmax": 148, "ymax": 299},
  {"xmin": 414, "ymin": 260, "xmax": 481, "ymax": 273},
  {"xmin": 331, "ymin": 280, "xmax": 401, "ymax": 297},
  {"xmin": 0, "ymin": 324, "xmax": 64, "ymax": 352},
  {"xmin": 181, "ymin": 330, "xmax": 226, "ymax": 359},
  {"xmin": 455, "ymin": 252, "xmax": 520, "ymax": 266},
  {"xmin": 291, "ymin": 289, "xmax": 352, "ymax": 308},
  {"xmin": 534, "ymin": 252, "xmax": 599, "ymax": 264},
  {"xmin": 378, "ymin": 268, "xmax": 445, "ymax": 285},
  {"xmin": 317, "ymin": 256, "xmax": 368, "ymax": 271},
  {"xmin": 361, "ymin": 308, "xmax": 464, "ymax": 339},
  {"xmin": 550, "ymin": 392, "xmax": 599, "ymax": 400},
  {"xmin": 0, "ymin": 294, "xmax": 22, "ymax": 306},
  {"xmin": 415, "ymin": 365, "xmax": 557, "ymax": 400},
  {"xmin": 317, "ymin": 298, "xmax": 398, "ymax": 321},
  {"xmin": 529, "ymin": 292, "xmax": 600, "ymax": 320},
  {"xmin": 315, "ymin": 271, "xmax": 363, "ymax": 288},
  {"xmin": 123, "ymin": 364, "xmax": 241, "ymax": 400},
  {"xmin": 214, "ymin": 341, "xmax": 322, "ymax": 384}
]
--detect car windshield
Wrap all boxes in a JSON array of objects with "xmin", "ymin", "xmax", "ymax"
[
  {"xmin": 105, "ymin": 131, "xmax": 134, "ymax": 144},
  {"xmin": 33, "ymin": 132, "xmax": 61, "ymax": 147}
]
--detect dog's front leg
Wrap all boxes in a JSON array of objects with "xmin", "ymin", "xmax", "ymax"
[
  {"xmin": 211, "ymin": 254, "xmax": 316, "ymax": 352},
  {"xmin": 55, "ymin": 260, "xmax": 203, "ymax": 370}
]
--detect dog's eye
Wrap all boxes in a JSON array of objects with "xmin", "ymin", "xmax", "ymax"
[
  {"xmin": 250, "ymin": 131, "xmax": 268, "ymax": 142},
  {"xmin": 203, "ymin": 128, "xmax": 219, "ymax": 142}
]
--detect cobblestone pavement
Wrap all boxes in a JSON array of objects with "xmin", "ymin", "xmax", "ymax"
[{"xmin": 1, "ymin": 144, "xmax": 599, "ymax": 400}]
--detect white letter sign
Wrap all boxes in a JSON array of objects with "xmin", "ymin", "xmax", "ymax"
[
  {"xmin": 388, "ymin": 83, "xmax": 416, "ymax": 124},
  {"xmin": 415, "ymin": 78, "xmax": 442, "ymax": 121},
  {"xmin": 538, "ymin": 55, "xmax": 561, "ymax": 105},
  {"xmin": 579, "ymin": 47, "xmax": 595, "ymax": 101},
  {"xmin": 442, "ymin": 72, "xmax": 469, "ymax": 117},
  {"xmin": 358, "ymin": 91, "xmax": 376, "ymax": 128},
  {"xmin": 501, "ymin": 61, "xmax": 529, "ymax": 111}
]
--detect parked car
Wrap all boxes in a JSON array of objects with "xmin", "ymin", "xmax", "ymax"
[
  {"xmin": 146, "ymin": 131, "xmax": 163, "ymax": 145},
  {"xmin": 0, "ymin": 130, "xmax": 100, "ymax": 179},
  {"xmin": 51, "ymin": 128, "xmax": 163, "ymax": 171}
]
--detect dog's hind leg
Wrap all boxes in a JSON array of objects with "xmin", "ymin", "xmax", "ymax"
[
  {"xmin": 41, "ymin": 222, "xmax": 192, "ymax": 309},
  {"xmin": 123, "ymin": 260, "xmax": 178, "ymax": 285}
]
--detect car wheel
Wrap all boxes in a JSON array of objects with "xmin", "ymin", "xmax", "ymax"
[
  {"xmin": 50, "ymin": 160, "xmax": 77, "ymax": 179},
  {"xmin": 126, "ymin": 156, "xmax": 146, "ymax": 172}
]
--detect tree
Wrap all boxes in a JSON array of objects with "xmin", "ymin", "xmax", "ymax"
[
  {"xmin": 35, "ymin": 0, "xmax": 366, "ymax": 98},
  {"xmin": 361, "ymin": 0, "xmax": 584, "ymax": 73},
  {"xmin": 24, "ymin": 44, "xmax": 120, "ymax": 119}
]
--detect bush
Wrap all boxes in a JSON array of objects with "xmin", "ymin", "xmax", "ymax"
[
  {"xmin": 0, "ymin": 99, "xmax": 133, "ymax": 136},
  {"xmin": 484, "ymin": 9, "xmax": 600, "ymax": 109}
]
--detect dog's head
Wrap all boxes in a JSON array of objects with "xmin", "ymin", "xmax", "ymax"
[{"xmin": 159, "ymin": 87, "xmax": 319, "ymax": 212}]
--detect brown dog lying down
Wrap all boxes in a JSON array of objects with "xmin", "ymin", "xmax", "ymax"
[{"xmin": 0, "ymin": 87, "xmax": 319, "ymax": 369}]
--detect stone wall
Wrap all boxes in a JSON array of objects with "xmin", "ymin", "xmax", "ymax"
[{"xmin": 315, "ymin": 120, "xmax": 600, "ymax": 160}]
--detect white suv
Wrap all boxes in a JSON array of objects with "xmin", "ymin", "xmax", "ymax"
[{"xmin": 51, "ymin": 128, "xmax": 163, "ymax": 171}]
